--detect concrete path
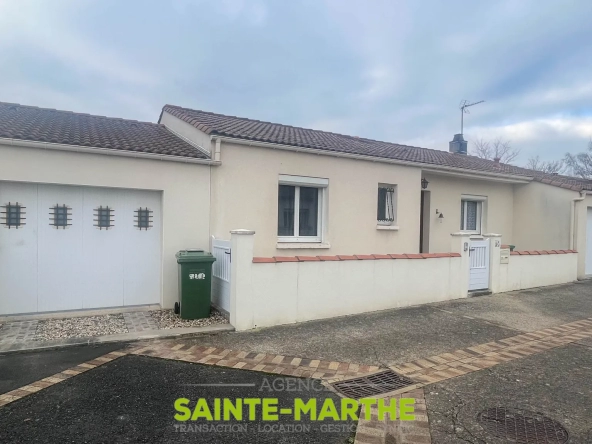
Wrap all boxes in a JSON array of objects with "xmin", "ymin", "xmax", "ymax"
[{"xmin": 177, "ymin": 281, "xmax": 592, "ymax": 368}]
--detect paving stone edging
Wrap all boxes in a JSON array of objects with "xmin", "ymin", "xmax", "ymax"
[{"xmin": 0, "ymin": 324, "xmax": 235, "ymax": 354}]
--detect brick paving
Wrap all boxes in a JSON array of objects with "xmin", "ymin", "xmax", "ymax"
[
  {"xmin": 0, "ymin": 320, "xmax": 38, "ymax": 345},
  {"xmin": 3, "ymin": 316, "xmax": 592, "ymax": 443},
  {"xmin": 129, "ymin": 342, "xmax": 382, "ymax": 380},
  {"xmin": 389, "ymin": 318, "xmax": 592, "ymax": 386},
  {"xmin": 354, "ymin": 389, "xmax": 430, "ymax": 444},
  {"xmin": 123, "ymin": 311, "xmax": 159, "ymax": 332},
  {"xmin": 0, "ymin": 350, "xmax": 129, "ymax": 408}
]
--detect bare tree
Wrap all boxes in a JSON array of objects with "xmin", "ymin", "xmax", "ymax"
[
  {"xmin": 471, "ymin": 137, "xmax": 520, "ymax": 164},
  {"xmin": 525, "ymin": 155, "xmax": 566, "ymax": 174},
  {"xmin": 564, "ymin": 139, "xmax": 592, "ymax": 179}
]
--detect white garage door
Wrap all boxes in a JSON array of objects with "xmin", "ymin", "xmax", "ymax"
[{"xmin": 0, "ymin": 182, "xmax": 162, "ymax": 315}]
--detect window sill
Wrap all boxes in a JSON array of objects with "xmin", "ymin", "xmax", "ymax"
[
  {"xmin": 376, "ymin": 225, "xmax": 400, "ymax": 231},
  {"xmin": 276, "ymin": 242, "xmax": 331, "ymax": 249}
]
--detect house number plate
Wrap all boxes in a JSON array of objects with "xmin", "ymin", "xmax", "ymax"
[{"xmin": 189, "ymin": 273, "xmax": 206, "ymax": 280}]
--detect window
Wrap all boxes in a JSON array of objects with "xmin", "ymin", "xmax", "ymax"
[
  {"xmin": 377, "ymin": 185, "xmax": 396, "ymax": 225},
  {"xmin": 277, "ymin": 175, "xmax": 327, "ymax": 242},
  {"xmin": 94, "ymin": 206, "xmax": 114, "ymax": 230},
  {"xmin": 1, "ymin": 202, "xmax": 25, "ymax": 229},
  {"xmin": 461, "ymin": 199, "xmax": 482, "ymax": 233},
  {"xmin": 135, "ymin": 207, "xmax": 153, "ymax": 230},
  {"xmin": 50, "ymin": 204, "xmax": 71, "ymax": 228}
]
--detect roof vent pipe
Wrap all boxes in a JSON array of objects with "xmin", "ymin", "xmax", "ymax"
[{"xmin": 449, "ymin": 134, "xmax": 467, "ymax": 154}]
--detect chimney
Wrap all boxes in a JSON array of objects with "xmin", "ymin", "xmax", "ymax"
[
  {"xmin": 493, "ymin": 157, "xmax": 500, "ymax": 163},
  {"xmin": 449, "ymin": 133, "xmax": 467, "ymax": 154}
]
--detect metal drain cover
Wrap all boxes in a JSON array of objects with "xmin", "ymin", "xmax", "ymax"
[
  {"xmin": 477, "ymin": 407, "xmax": 569, "ymax": 443},
  {"xmin": 331, "ymin": 370, "xmax": 414, "ymax": 399}
]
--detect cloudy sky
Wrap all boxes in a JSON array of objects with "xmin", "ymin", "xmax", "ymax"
[{"xmin": 1, "ymin": 0, "xmax": 591, "ymax": 165}]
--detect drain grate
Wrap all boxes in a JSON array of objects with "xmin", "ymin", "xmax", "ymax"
[
  {"xmin": 477, "ymin": 407, "xmax": 569, "ymax": 443},
  {"xmin": 331, "ymin": 370, "xmax": 414, "ymax": 399}
]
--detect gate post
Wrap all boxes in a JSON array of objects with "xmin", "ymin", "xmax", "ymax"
[
  {"xmin": 483, "ymin": 233, "xmax": 502, "ymax": 294},
  {"xmin": 229, "ymin": 229, "xmax": 255, "ymax": 331},
  {"xmin": 450, "ymin": 232, "xmax": 472, "ymax": 297}
]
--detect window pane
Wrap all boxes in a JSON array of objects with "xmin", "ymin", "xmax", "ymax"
[
  {"xmin": 278, "ymin": 185, "xmax": 295, "ymax": 236},
  {"xmin": 377, "ymin": 188, "xmax": 387, "ymax": 221},
  {"xmin": 299, "ymin": 186, "xmax": 318, "ymax": 236},
  {"xmin": 466, "ymin": 201, "xmax": 478, "ymax": 231}
]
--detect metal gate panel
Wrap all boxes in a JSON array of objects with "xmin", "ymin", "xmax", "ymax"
[
  {"xmin": 469, "ymin": 238, "xmax": 490, "ymax": 291},
  {"xmin": 212, "ymin": 237, "xmax": 231, "ymax": 313}
]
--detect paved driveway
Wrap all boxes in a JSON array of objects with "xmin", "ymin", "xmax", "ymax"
[
  {"xmin": 2, "ymin": 281, "xmax": 592, "ymax": 443},
  {"xmin": 179, "ymin": 281, "xmax": 592, "ymax": 367}
]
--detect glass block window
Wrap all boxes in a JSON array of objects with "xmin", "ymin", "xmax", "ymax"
[
  {"xmin": 94, "ymin": 206, "xmax": 114, "ymax": 230},
  {"xmin": 461, "ymin": 199, "xmax": 482, "ymax": 233},
  {"xmin": 50, "ymin": 204, "xmax": 71, "ymax": 228},
  {"xmin": 1, "ymin": 202, "xmax": 25, "ymax": 229},
  {"xmin": 135, "ymin": 207, "xmax": 153, "ymax": 230},
  {"xmin": 377, "ymin": 186, "xmax": 396, "ymax": 224}
]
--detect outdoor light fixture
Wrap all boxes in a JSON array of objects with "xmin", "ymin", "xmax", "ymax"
[
  {"xmin": 436, "ymin": 209, "xmax": 444, "ymax": 223},
  {"xmin": 421, "ymin": 178, "xmax": 429, "ymax": 189}
]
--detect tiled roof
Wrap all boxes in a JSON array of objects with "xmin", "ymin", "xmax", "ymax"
[
  {"xmin": 0, "ymin": 102, "xmax": 209, "ymax": 159},
  {"xmin": 163, "ymin": 104, "xmax": 592, "ymax": 191}
]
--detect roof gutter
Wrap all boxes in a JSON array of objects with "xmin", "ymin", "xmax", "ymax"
[
  {"xmin": 214, "ymin": 135, "xmax": 532, "ymax": 183},
  {"xmin": 0, "ymin": 137, "xmax": 220, "ymax": 166}
]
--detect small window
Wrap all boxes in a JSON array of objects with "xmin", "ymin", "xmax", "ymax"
[
  {"xmin": 277, "ymin": 175, "xmax": 327, "ymax": 243},
  {"xmin": 1, "ymin": 202, "xmax": 25, "ymax": 229},
  {"xmin": 135, "ymin": 207, "xmax": 153, "ymax": 230},
  {"xmin": 50, "ymin": 204, "xmax": 71, "ymax": 228},
  {"xmin": 461, "ymin": 199, "xmax": 482, "ymax": 233},
  {"xmin": 377, "ymin": 185, "xmax": 396, "ymax": 225},
  {"xmin": 94, "ymin": 206, "xmax": 114, "ymax": 230}
]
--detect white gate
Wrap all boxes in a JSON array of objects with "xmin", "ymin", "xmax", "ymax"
[
  {"xmin": 211, "ymin": 237, "xmax": 231, "ymax": 314},
  {"xmin": 469, "ymin": 238, "xmax": 490, "ymax": 291}
]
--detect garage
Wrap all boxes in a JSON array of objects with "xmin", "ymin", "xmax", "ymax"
[{"xmin": 0, "ymin": 181, "xmax": 162, "ymax": 315}]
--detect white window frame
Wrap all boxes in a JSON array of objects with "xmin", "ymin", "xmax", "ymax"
[
  {"xmin": 377, "ymin": 184, "xmax": 397, "ymax": 226},
  {"xmin": 460, "ymin": 195, "xmax": 486, "ymax": 234},
  {"xmin": 278, "ymin": 175, "xmax": 327, "ymax": 243}
]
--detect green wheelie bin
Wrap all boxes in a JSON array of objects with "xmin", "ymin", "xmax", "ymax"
[{"xmin": 174, "ymin": 249, "xmax": 216, "ymax": 320}]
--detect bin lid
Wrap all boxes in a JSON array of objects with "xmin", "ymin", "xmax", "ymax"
[{"xmin": 175, "ymin": 249, "xmax": 216, "ymax": 263}]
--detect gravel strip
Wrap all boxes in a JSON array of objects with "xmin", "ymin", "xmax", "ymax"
[
  {"xmin": 35, "ymin": 314, "xmax": 128, "ymax": 341},
  {"xmin": 149, "ymin": 309, "xmax": 228, "ymax": 330}
]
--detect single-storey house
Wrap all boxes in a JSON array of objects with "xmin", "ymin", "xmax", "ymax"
[{"xmin": 1, "ymin": 100, "xmax": 591, "ymax": 323}]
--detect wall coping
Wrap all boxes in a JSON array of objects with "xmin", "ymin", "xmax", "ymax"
[
  {"xmin": 509, "ymin": 249, "xmax": 577, "ymax": 256},
  {"xmin": 253, "ymin": 252, "xmax": 461, "ymax": 263}
]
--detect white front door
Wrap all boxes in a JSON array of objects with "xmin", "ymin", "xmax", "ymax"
[
  {"xmin": 586, "ymin": 208, "xmax": 592, "ymax": 275},
  {"xmin": 0, "ymin": 182, "xmax": 162, "ymax": 315},
  {"xmin": 469, "ymin": 238, "xmax": 490, "ymax": 291}
]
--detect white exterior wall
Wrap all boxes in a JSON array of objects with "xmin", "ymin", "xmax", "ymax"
[
  {"xmin": 422, "ymin": 173, "xmax": 515, "ymax": 253},
  {"xmin": 0, "ymin": 144, "xmax": 212, "ymax": 309},
  {"xmin": 212, "ymin": 142, "xmax": 422, "ymax": 257},
  {"xmin": 512, "ymin": 181, "xmax": 576, "ymax": 251},
  {"xmin": 497, "ymin": 253, "xmax": 577, "ymax": 293},
  {"xmin": 230, "ymin": 231, "xmax": 471, "ymax": 331}
]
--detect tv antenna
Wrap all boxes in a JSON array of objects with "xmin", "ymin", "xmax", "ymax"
[{"xmin": 459, "ymin": 99, "xmax": 484, "ymax": 135}]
